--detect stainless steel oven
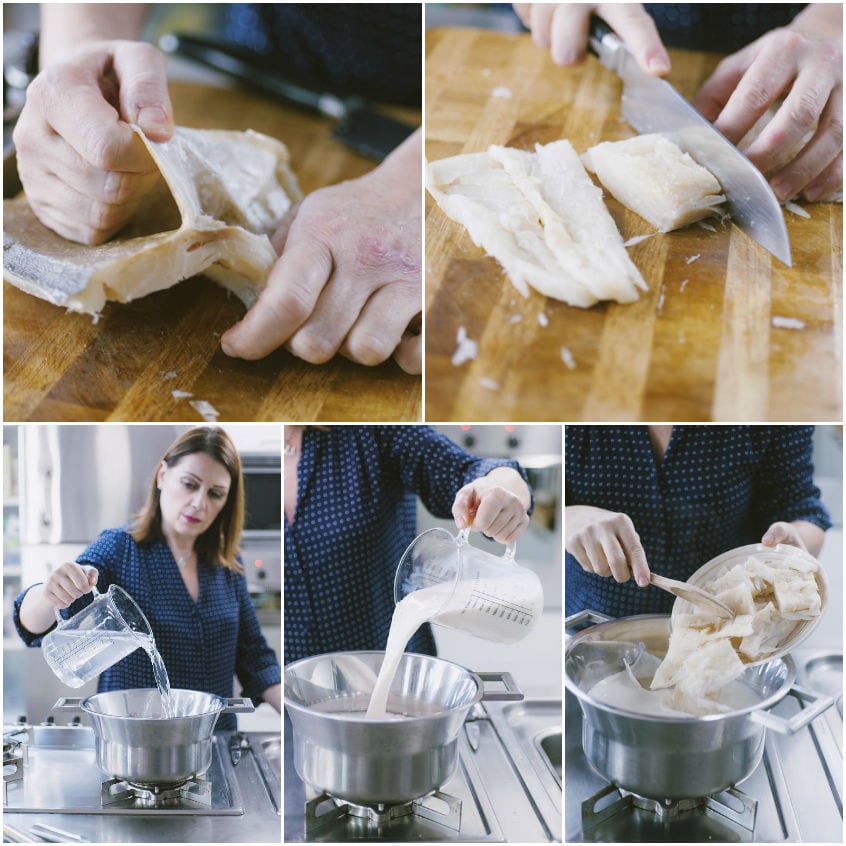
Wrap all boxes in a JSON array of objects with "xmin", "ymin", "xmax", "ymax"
[{"xmin": 240, "ymin": 453, "xmax": 282, "ymax": 593}]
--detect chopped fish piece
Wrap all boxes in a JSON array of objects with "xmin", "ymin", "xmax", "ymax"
[
  {"xmin": 623, "ymin": 234, "xmax": 653, "ymax": 247},
  {"xmin": 4, "ymin": 126, "xmax": 302, "ymax": 315},
  {"xmin": 685, "ymin": 254, "xmax": 701, "ymax": 264},
  {"xmin": 784, "ymin": 201, "xmax": 811, "ymax": 219},
  {"xmin": 490, "ymin": 86, "xmax": 513, "ymax": 98},
  {"xmin": 538, "ymin": 312, "xmax": 549, "ymax": 327},
  {"xmin": 478, "ymin": 376, "xmax": 501, "ymax": 391},
  {"xmin": 452, "ymin": 326, "xmax": 478, "ymax": 366},
  {"xmin": 426, "ymin": 140, "xmax": 647, "ymax": 308},
  {"xmin": 560, "ymin": 347, "xmax": 576, "ymax": 369},
  {"xmin": 772, "ymin": 316, "xmax": 806, "ymax": 330},
  {"xmin": 189, "ymin": 399, "xmax": 220, "ymax": 423},
  {"xmin": 171, "ymin": 389, "xmax": 194, "ymax": 399},
  {"xmin": 582, "ymin": 134, "xmax": 725, "ymax": 232}
]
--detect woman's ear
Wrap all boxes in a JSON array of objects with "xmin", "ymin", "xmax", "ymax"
[{"xmin": 156, "ymin": 460, "xmax": 168, "ymax": 490}]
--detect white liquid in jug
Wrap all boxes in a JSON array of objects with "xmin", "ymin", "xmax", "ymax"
[{"xmin": 366, "ymin": 572, "xmax": 542, "ymax": 719}]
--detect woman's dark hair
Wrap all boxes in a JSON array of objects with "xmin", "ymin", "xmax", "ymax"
[{"xmin": 131, "ymin": 427, "xmax": 244, "ymax": 572}]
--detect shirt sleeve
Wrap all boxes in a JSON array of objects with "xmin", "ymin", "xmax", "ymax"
[
  {"xmin": 11, "ymin": 529, "xmax": 123, "ymax": 647},
  {"xmin": 233, "ymin": 573, "xmax": 282, "ymax": 703},
  {"xmin": 751, "ymin": 427, "xmax": 832, "ymax": 533},
  {"xmin": 377, "ymin": 426, "xmax": 532, "ymax": 519}
]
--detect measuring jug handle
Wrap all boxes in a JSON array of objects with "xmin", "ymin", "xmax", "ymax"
[
  {"xmin": 457, "ymin": 527, "xmax": 517, "ymax": 562},
  {"xmin": 52, "ymin": 585, "xmax": 100, "ymax": 626}
]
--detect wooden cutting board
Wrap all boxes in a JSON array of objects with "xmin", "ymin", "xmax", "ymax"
[
  {"xmin": 425, "ymin": 28, "xmax": 842, "ymax": 422},
  {"xmin": 4, "ymin": 81, "xmax": 421, "ymax": 422}
]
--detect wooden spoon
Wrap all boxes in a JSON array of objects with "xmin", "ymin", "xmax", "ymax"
[{"xmin": 650, "ymin": 573, "xmax": 735, "ymax": 619}]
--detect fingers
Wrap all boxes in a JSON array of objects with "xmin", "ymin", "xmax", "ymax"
[
  {"xmin": 43, "ymin": 563, "xmax": 96, "ymax": 609},
  {"xmin": 568, "ymin": 512, "xmax": 650, "ymax": 585},
  {"xmin": 548, "ymin": 5, "xmax": 591, "ymax": 65},
  {"xmin": 112, "ymin": 42, "xmax": 174, "ymax": 140},
  {"xmin": 392, "ymin": 323, "xmax": 422, "ymax": 375},
  {"xmin": 762, "ymin": 521, "xmax": 799, "ymax": 547},
  {"xmin": 220, "ymin": 234, "xmax": 334, "ymax": 360},
  {"xmin": 452, "ymin": 484, "xmax": 530, "ymax": 544},
  {"xmin": 340, "ymin": 285, "xmax": 421, "ymax": 368},
  {"xmin": 599, "ymin": 4, "xmax": 670, "ymax": 75},
  {"xmin": 452, "ymin": 484, "xmax": 478, "ymax": 530},
  {"xmin": 529, "ymin": 4, "xmax": 556, "ymax": 50},
  {"xmin": 769, "ymin": 83, "xmax": 843, "ymax": 200}
]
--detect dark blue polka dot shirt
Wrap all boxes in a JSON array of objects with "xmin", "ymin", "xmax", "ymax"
[
  {"xmin": 565, "ymin": 426, "xmax": 831, "ymax": 618},
  {"xmin": 284, "ymin": 426, "xmax": 529, "ymax": 665},
  {"xmin": 14, "ymin": 529, "xmax": 281, "ymax": 731}
]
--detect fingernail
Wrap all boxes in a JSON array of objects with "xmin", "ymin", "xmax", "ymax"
[
  {"xmin": 136, "ymin": 106, "xmax": 170, "ymax": 133},
  {"xmin": 770, "ymin": 177, "xmax": 795, "ymax": 202},
  {"xmin": 554, "ymin": 47, "xmax": 579, "ymax": 66},
  {"xmin": 647, "ymin": 53, "xmax": 671, "ymax": 74},
  {"xmin": 803, "ymin": 185, "xmax": 822, "ymax": 203}
]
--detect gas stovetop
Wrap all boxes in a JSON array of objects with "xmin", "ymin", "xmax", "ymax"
[
  {"xmin": 566, "ymin": 648, "xmax": 843, "ymax": 842},
  {"xmin": 285, "ymin": 699, "xmax": 562, "ymax": 842},
  {"xmin": 3, "ymin": 725, "xmax": 281, "ymax": 842}
]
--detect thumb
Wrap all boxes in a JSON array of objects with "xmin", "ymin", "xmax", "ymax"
[
  {"xmin": 83, "ymin": 566, "xmax": 100, "ymax": 588},
  {"xmin": 112, "ymin": 42, "xmax": 174, "ymax": 141},
  {"xmin": 601, "ymin": 5, "xmax": 671, "ymax": 76},
  {"xmin": 452, "ymin": 485, "xmax": 479, "ymax": 529}
]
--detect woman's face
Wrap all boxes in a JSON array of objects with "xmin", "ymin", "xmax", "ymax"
[{"xmin": 157, "ymin": 452, "xmax": 231, "ymax": 541}]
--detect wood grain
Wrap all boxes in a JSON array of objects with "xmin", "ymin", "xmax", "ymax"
[
  {"xmin": 4, "ymin": 81, "xmax": 421, "ymax": 422},
  {"xmin": 424, "ymin": 28, "xmax": 842, "ymax": 422}
]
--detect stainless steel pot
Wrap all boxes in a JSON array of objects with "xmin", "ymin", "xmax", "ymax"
[
  {"xmin": 54, "ymin": 689, "xmax": 254, "ymax": 786},
  {"xmin": 284, "ymin": 651, "xmax": 522, "ymax": 805},
  {"xmin": 565, "ymin": 612, "xmax": 835, "ymax": 800}
]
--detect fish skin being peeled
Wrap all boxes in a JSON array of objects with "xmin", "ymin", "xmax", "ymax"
[
  {"xmin": 426, "ymin": 140, "xmax": 647, "ymax": 307},
  {"xmin": 581, "ymin": 134, "xmax": 726, "ymax": 233},
  {"xmin": 3, "ymin": 126, "xmax": 303, "ymax": 315}
]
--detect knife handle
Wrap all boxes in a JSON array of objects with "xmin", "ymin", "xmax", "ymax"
[
  {"xmin": 159, "ymin": 32, "xmax": 348, "ymax": 120},
  {"xmin": 587, "ymin": 15, "xmax": 626, "ymax": 73}
]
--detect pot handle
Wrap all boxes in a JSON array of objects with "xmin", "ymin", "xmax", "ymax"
[
  {"xmin": 749, "ymin": 684, "xmax": 836, "ymax": 735},
  {"xmin": 565, "ymin": 609, "xmax": 613, "ymax": 635},
  {"xmin": 222, "ymin": 697, "xmax": 256, "ymax": 714},
  {"xmin": 478, "ymin": 671, "xmax": 524, "ymax": 702},
  {"xmin": 52, "ymin": 698, "xmax": 84, "ymax": 711}
]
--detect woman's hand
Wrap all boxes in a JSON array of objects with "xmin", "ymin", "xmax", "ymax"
[
  {"xmin": 513, "ymin": 3, "xmax": 670, "ymax": 74},
  {"xmin": 566, "ymin": 505, "xmax": 650, "ymax": 586},
  {"xmin": 692, "ymin": 9, "xmax": 843, "ymax": 201},
  {"xmin": 13, "ymin": 40, "xmax": 173, "ymax": 245},
  {"xmin": 453, "ymin": 467, "xmax": 531, "ymax": 545},
  {"xmin": 221, "ymin": 129, "xmax": 422, "ymax": 374},
  {"xmin": 761, "ymin": 520, "xmax": 825, "ymax": 556},
  {"xmin": 42, "ymin": 562, "xmax": 99, "ymax": 609}
]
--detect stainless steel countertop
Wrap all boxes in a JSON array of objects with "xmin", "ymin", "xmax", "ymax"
[{"xmin": 3, "ymin": 729, "xmax": 281, "ymax": 843}]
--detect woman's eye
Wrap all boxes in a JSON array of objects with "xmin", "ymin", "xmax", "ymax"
[{"xmin": 182, "ymin": 479, "xmax": 198, "ymax": 490}]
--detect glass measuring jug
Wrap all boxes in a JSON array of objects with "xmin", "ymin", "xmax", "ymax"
[
  {"xmin": 42, "ymin": 584, "xmax": 153, "ymax": 688},
  {"xmin": 394, "ymin": 527, "xmax": 544, "ymax": 644}
]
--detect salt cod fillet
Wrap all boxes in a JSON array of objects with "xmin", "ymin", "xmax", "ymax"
[
  {"xmin": 582, "ymin": 133, "xmax": 725, "ymax": 232},
  {"xmin": 3, "ymin": 126, "xmax": 303, "ymax": 315},
  {"xmin": 426, "ymin": 140, "xmax": 646, "ymax": 307}
]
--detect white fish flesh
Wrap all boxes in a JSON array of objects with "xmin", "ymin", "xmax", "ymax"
[
  {"xmin": 3, "ymin": 126, "xmax": 302, "ymax": 315},
  {"xmin": 426, "ymin": 140, "xmax": 647, "ymax": 307},
  {"xmin": 582, "ymin": 134, "xmax": 725, "ymax": 232}
]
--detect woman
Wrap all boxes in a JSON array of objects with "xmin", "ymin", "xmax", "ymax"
[
  {"xmin": 565, "ymin": 425, "xmax": 831, "ymax": 617},
  {"xmin": 284, "ymin": 425, "xmax": 533, "ymax": 664},
  {"xmin": 14, "ymin": 427, "xmax": 281, "ymax": 731}
]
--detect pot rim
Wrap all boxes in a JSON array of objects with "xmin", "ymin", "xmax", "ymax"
[
  {"xmin": 284, "ymin": 649, "xmax": 484, "ymax": 724},
  {"xmin": 80, "ymin": 688, "xmax": 225, "ymax": 720},
  {"xmin": 565, "ymin": 613, "xmax": 796, "ymax": 724}
]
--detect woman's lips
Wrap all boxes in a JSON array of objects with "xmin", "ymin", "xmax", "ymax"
[{"xmin": 182, "ymin": 513, "xmax": 202, "ymax": 525}]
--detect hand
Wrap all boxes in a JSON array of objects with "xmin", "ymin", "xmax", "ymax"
[
  {"xmin": 513, "ymin": 3, "xmax": 670, "ymax": 74},
  {"xmin": 761, "ymin": 521, "xmax": 809, "ymax": 552},
  {"xmin": 453, "ymin": 478, "xmax": 530, "ymax": 546},
  {"xmin": 13, "ymin": 40, "xmax": 174, "ymax": 245},
  {"xmin": 566, "ymin": 505, "xmax": 650, "ymax": 586},
  {"xmin": 692, "ymin": 23, "xmax": 842, "ymax": 202},
  {"xmin": 220, "ymin": 129, "xmax": 422, "ymax": 374},
  {"xmin": 42, "ymin": 563, "xmax": 99, "ymax": 609}
]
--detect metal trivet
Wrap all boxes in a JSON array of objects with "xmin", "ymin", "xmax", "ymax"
[
  {"xmin": 101, "ymin": 775, "xmax": 213, "ymax": 809},
  {"xmin": 582, "ymin": 783, "xmax": 758, "ymax": 842},
  {"xmin": 3, "ymin": 729, "xmax": 29, "ymax": 802},
  {"xmin": 305, "ymin": 789, "xmax": 463, "ymax": 838}
]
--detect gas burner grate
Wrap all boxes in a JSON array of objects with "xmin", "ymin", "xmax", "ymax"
[
  {"xmin": 582, "ymin": 783, "xmax": 758, "ymax": 842},
  {"xmin": 3, "ymin": 728, "xmax": 29, "ymax": 798},
  {"xmin": 305, "ymin": 790, "xmax": 463, "ymax": 839},
  {"xmin": 101, "ymin": 776, "xmax": 213, "ymax": 809}
]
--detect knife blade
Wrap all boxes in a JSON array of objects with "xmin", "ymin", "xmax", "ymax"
[
  {"xmin": 158, "ymin": 32, "xmax": 416, "ymax": 163},
  {"xmin": 588, "ymin": 16, "xmax": 791, "ymax": 266}
]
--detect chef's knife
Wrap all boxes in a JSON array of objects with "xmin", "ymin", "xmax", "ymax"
[
  {"xmin": 159, "ymin": 32, "xmax": 416, "ymax": 162},
  {"xmin": 588, "ymin": 16, "xmax": 792, "ymax": 266}
]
